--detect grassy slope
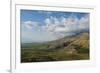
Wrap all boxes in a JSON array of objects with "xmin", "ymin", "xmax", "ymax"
[{"xmin": 21, "ymin": 32, "xmax": 89, "ymax": 63}]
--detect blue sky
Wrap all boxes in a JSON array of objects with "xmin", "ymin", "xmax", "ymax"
[{"xmin": 21, "ymin": 9, "xmax": 89, "ymax": 43}]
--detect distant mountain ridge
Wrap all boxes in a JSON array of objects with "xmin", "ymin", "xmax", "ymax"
[{"xmin": 22, "ymin": 32, "xmax": 89, "ymax": 52}]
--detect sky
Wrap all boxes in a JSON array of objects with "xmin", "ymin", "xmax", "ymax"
[{"xmin": 20, "ymin": 9, "xmax": 89, "ymax": 43}]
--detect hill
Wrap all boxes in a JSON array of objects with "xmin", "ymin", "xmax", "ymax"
[{"xmin": 21, "ymin": 32, "xmax": 89, "ymax": 62}]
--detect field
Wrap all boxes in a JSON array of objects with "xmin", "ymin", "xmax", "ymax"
[{"xmin": 21, "ymin": 33, "xmax": 89, "ymax": 63}]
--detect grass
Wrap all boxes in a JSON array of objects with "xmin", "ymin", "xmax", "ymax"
[
  {"xmin": 21, "ymin": 47, "xmax": 89, "ymax": 62},
  {"xmin": 21, "ymin": 32, "xmax": 90, "ymax": 63}
]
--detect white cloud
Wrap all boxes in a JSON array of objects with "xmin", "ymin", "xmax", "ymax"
[
  {"xmin": 79, "ymin": 15, "xmax": 89, "ymax": 30},
  {"xmin": 43, "ymin": 14, "xmax": 89, "ymax": 39},
  {"xmin": 44, "ymin": 18, "xmax": 52, "ymax": 25},
  {"xmin": 21, "ymin": 14, "xmax": 89, "ymax": 43},
  {"xmin": 23, "ymin": 21, "xmax": 39, "ymax": 29},
  {"xmin": 21, "ymin": 20, "xmax": 59, "ymax": 43}
]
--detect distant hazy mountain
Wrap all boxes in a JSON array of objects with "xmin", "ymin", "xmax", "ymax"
[{"xmin": 22, "ymin": 32, "xmax": 89, "ymax": 52}]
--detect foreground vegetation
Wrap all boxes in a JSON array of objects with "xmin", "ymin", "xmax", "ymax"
[{"xmin": 21, "ymin": 33, "xmax": 89, "ymax": 63}]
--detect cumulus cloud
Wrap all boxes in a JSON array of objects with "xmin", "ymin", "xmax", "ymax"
[
  {"xmin": 22, "ymin": 14, "xmax": 89, "ymax": 40},
  {"xmin": 79, "ymin": 15, "xmax": 89, "ymax": 30},
  {"xmin": 22, "ymin": 21, "xmax": 41, "ymax": 31},
  {"xmin": 43, "ymin": 14, "xmax": 89, "ymax": 39}
]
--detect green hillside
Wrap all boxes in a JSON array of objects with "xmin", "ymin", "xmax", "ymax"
[{"xmin": 21, "ymin": 32, "xmax": 89, "ymax": 63}]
